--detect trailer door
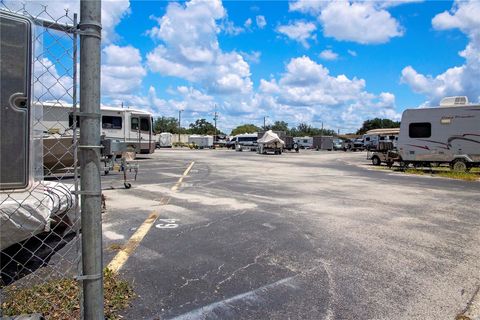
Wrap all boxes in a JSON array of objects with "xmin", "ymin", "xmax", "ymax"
[{"xmin": 0, "ymin": 12, "xmax": 32, "ymax": 190}]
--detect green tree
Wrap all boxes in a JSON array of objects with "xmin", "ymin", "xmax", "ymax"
[
  {"xmin": 231, "ymin": 124, "xmax": 261, "ymax": 136},
  {"xmin": 267, "ymin": 121, "xmax": 289, "ymax": 132},
  {"xmin": 289, "ymin": 123, "xmax": 336, "ymax": 137},
  {"xmin": 154, "ymin": 116, "xmax": 180, "ymax": 134},
  {"xmin": 188, "ymin": 118, "xmax": 220, "ymax": 135},
  {"xmin": 356, "ymin": 118, "xmax": 400, "ymax": 135}
]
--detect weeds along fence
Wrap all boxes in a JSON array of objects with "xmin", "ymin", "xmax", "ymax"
[{"xmin": 1, "ymin": 2, "xmax": 102, "ymax": 318}]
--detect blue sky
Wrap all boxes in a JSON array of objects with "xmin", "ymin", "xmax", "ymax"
[{"xmin": 10, "ymin": 0, "xmax": 480, "ymax": 133}]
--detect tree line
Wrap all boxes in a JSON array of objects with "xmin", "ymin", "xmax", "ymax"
[{"xmin": 154, "ymin": 116, "xmax": 400, "ymax": 137}]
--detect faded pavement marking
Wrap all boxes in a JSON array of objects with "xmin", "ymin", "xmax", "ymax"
[{"xmin": 107, "ymin": 161, "xmax": 195, "ymax": 273}]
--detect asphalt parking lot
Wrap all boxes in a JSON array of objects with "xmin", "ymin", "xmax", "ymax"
[{"xmin": 101, "ymin": 149, "xmax": 480, "ymax": 320}]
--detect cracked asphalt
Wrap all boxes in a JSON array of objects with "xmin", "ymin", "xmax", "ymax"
[{"xmin": 101, "ymin": 149, "xmax": 480, "ymax": 320}]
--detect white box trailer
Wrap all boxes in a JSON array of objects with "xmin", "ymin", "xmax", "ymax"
[
  {"xmin": 397, "ymin": 96, "xmax": 480, "ymax": 171},
  {"xmin": 294, "ymin": 136, "xmax": 313, "ymax": 149},
  {"xmin": 157, "ymin": 132, "xmax": 173, "ymax": 148},
  {"xmin": 188, "ymin": 135, "xmax": 214, "ymax": 149}
]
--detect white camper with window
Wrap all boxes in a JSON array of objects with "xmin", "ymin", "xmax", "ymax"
[
  {"xmin": 363, "ymin": 128, "xmax": 399, "ymax": 150},
  {"xmin": 397, "ymin": 97, "xmax": 480, "ymax": 171},
  {"xmin": 293, "ymin": 136, "xmax": 313, "ymax": 149},
  {"xmin": 41, "ymin": 103, "xmax": 155, "ymax": 155}
]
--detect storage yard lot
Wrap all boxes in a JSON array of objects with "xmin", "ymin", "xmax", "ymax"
[{"xmin": 101, "ymin": 149, "xmax": 480, "ymax": 320}]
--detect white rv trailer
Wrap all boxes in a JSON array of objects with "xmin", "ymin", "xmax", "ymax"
[
  {"xmin": 397, "ymin": 96, "xmax": 480, "ymax": 171},
  {"xmin": 41, "ymin": 103, "xmax": 155, "ymax": 155},
  {"xmin": 157, "ymin": 132, "xmax": 173, "ymax": 148},
  {"xmin": 363, "ymin": 128, "xmax": 400, "ymax": 150},
  {"xmin": 293, "ymin": 136, "xmax": 313, "ymax": 149},
  {"xmin": 231, "ymin": 133, "xmax": 258, "ymax": 151}
]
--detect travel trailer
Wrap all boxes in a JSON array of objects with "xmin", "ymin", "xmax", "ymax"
[
  {"xmin": 294, "ymin": 136, "xmax": 313, "ymax": 149},
  {"xmin": 363, "ymin": 128, "xmax": 399, "ymax": 150},
  {"xmin": 397, "ymin": 96, "xmax": 480, "ymax": 171},
  {"xmin": 231, "ymin": 133, "xmax": 258, "ymax": 151},
  {"xmin": 42, "ymin": 103, "xmax": 155, "ymax": 154},
  {"xmin": 157, "ymin": 132, "xmax": 173, "ymax": 148}
]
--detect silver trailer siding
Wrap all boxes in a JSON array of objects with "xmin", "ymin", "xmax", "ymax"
[{"xmin": 397, "ymin": 104, "xmax": 480, "ymax": 167}]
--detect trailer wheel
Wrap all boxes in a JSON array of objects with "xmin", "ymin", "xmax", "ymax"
[
  {"xmin": 450, "ymin": 159, "xmax": 469, "ymax": 172},
  {"xmin": 371, "ymin": 156, "xmax": 381, "ymax": 166}
]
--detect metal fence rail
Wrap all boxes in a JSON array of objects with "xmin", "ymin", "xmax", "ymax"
[{"xmin": 0, "ymin": 3, "xmax": 86, "ymax": 318}]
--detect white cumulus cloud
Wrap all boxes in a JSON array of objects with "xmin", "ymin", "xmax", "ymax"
[
  {"xmin": 319, "ymin": 49, "xmax": 339, "ymax": 60},
  {"xmin": 146, "ymin": 0, "xmax": 252, "ymax": 95},
  {"xmin": 101, "ymin": 45, "xmax": 146, "ymax": 98},
  {"xmin": 256, "ymin": 56, "xmax": 399, "ymax": 131},
  {"xmin": 276, "ymin": 21, "xmax": 317, "ymax": 48},
  {"xmin": 289, "ymin": 0, "xmax": 404, "ymax": 44},
  {"xmin": 401, "ymin": 0, "xmax": 480, "ymax": 104}
]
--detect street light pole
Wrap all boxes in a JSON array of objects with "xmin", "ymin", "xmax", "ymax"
[
  {"xmin": 213, "ymin": 104, "xmax": 218, "ymax": 143},
  {"xmin": 178, "ymin": 109, "xmax": 183, "ymax": 143}
]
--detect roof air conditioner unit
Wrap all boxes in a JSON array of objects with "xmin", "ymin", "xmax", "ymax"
[{"xmin": 440, "ymin": 96, "xmax": 468, "ymax": 107}]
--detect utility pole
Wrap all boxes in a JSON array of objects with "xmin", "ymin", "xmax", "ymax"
[
  {"xmin": 321, "ymin": 121, "xmax": 324, "ymax": 134},
  {"xmin": 263, "ymin": 116, "xmax": 269, "ymax": 130},
  {"xmin": 213, "ymin": 104, "xmax": 218, "ymax": 143},
  {"xmin": 178, "ymin": 109, "xmax": 183, "ymax": 143}
]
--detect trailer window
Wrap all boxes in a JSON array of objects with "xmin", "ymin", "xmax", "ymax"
[
  {"xmin": 131, "ymin": 117, "xmax": 139, "ymax": 130},
  {"xmin": 102, "ymin": 116, "xmax": 122, "ymax": 129},
  {"xmin": 140, "ymin": 118, "xmax": 150, "ymax": 132},
  {"xmin": 409, "ymin": 122, "xmax": 431, "ymax": 138}
]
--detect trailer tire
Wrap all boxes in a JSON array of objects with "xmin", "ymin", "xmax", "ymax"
[
  {"xmin": 450, "ymin": 159, "xmax": 469, "ymax": 172},
  {"xmin": 371, "ymin": 156, "xmax": 381, "ymax": 166}
]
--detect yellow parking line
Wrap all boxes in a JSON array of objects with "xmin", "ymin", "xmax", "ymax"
[
  {"xmin": 107, "ymin": 161, "xmax": 195, "ymax": 273},
  {"xmin": 171, "ymin": 161, "xmax": 195, "ymax": 192}
]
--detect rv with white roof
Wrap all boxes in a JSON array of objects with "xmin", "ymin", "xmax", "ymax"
[
  {"xmin": 42, "ymin": 103, "xmax": 155, "ymax": 154},
  {"xmin": 397, "ymin": 96, "xmax": 480, "ymax": 171},
  {"xmin": 363, "ymin": 128, "xmax": 400, "ymax": 150}
]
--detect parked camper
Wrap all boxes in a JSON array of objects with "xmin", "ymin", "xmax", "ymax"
[
  {"xmin": 397, "ymin": 96, "xmax": 480, "ymax": 171},
  {"xmin": 363, "ymin": 128, "xmax": 400, "ymax": 151},
  {"xmin": 42, "ymin": 103, "xmax": 155, "ymax": 155},
  {"xmin": 157, "ymin": 132, "xmax": 173, "ymax": 148},
  {"xmin": 313, "ymin": 136, "xmax": 334, "ymax": 151},
  {"xmin": 294, "ymin": 136, "xmax": 313, "ymax": 149},
  {"xmin": 231, "ymin": 133, "xmax": 258, "ymax": 151},
  {"xmin": 188, "ymin": 135, "xmax": 214, "ymax": 149}
]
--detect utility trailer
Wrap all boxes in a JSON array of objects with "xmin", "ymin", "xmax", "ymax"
[
  {"xmin": 396, "ymin": 96, "xmax": 480, "ymax": 171},
  {"xmin": 257, "ymin": 130, "xmax": 285, "ymax": 155},
  {"xmin": 258, "ymin": 131, "xmax": 298, "ymax": 153},
  {"xmin": 313, "ymin": 136, "xmax": 334, "ymax": 151},
  {"xmin": 188, "ymin": 135, "xmax": 214, "ymax": 149}
]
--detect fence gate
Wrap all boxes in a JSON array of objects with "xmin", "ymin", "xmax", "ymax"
[{"xmin": 1, "ymin": 3, "xmax": 83, "ymax": 318}]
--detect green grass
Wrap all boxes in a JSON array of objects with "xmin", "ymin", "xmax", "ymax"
[
  {"xmin": 1, "ymin": 268, "xmax": 134, "ymax": 320},
  {"xmin": 400, "ymin": 167, "xmax": 479, "ymax": 181}
]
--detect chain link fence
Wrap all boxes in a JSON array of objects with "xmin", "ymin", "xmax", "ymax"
[{"xmin": 1, "ymin": 2, "xmax": 83, "ymax": 318}]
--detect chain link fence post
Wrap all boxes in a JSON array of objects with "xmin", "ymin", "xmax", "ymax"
[{"xmin": 78, "ymin": 0, "xmax": 104, "ymax": 318}]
